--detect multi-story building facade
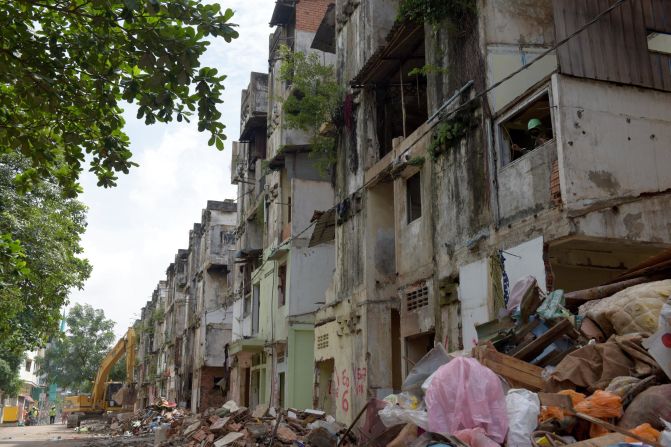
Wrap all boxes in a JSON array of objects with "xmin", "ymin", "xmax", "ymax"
[
  {"xmin": 129, "ymin": 0, "xmax": 671, "ymax": 425},
  {"xmin": 306, "ymin": 0, "xmax": 671, "ymax": 424},
  {"xmin": 134, "ymin": 200, "xmax": 237, "ymax": 411},
  {"xmin": 229, "ymin": 0, "xmax": 336, "ymax": 411}
]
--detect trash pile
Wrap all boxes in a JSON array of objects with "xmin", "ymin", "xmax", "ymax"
[{"xmin": 363, "ymin": 249, "xmax": 671, "ymax": 447}]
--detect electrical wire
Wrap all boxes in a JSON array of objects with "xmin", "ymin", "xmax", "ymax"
[{"xmin": 233, "ymin": 0, "xmax": 630, "ymax": 373}]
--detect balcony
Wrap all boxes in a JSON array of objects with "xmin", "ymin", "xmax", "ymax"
[{"xmin": 240, "ymin": 72, "xmax": 269, "ymax": 140}]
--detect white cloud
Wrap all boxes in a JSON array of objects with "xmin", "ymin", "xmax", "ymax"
[{"xmin": 68, "ymin": 0, "xmax": 273, "ymax": 337}]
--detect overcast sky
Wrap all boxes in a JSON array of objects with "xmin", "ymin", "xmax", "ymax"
[{"xmin": 68, "ymin": 0, "xmax": 272, "ymax": 338}]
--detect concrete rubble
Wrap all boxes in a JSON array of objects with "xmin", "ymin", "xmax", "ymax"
[{"xmin": 78, "ymin": 398, "xmax": 347, "ymax": 447}]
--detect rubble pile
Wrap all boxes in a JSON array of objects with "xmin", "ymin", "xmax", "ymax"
[
  {"xmin": 81, "ymin": 398, "xmax": 346, "ymax": 447},
  {"xmin": 156, "ymin": 401, "xmax": 346, "ymax": 447},
  {"xmin": 365, "ymin": 250, "xmax": 671, "ymax": 447}
]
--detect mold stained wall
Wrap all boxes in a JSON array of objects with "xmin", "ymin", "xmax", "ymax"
[{"xmin": 481, "ymin": 0, "xmax": 557, "ymax": 114}]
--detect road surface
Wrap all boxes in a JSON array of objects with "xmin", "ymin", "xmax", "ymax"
[{"xmin": 0, "ymin": 423, "xmax": 99, "ymax": 447}]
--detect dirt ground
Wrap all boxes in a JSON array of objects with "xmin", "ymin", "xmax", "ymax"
[{"xmin": 0, "ymin": 423, "xmax": 105, "ymax": 447}]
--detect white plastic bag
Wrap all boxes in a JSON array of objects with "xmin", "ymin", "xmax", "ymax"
[
  {"xmin": 644, "ymin": 296, "xmax": 671, "ymax": 380},
  {"xmin": 661, "ymin": 418, "xmax": 671, "ymax": 447},
  {"xmin": 378, "ymin": 405, "xmax": 429, "ymax": 431},
  {"xmin": 506, "ymin": 389, "xmax": 540, "ymax": 447}
]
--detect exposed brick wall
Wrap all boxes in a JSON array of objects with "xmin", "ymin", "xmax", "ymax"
[
  {"xmin": 296, "ymin": 0, "xmax": 332, "ymax": 33},
  {"xmin": 198, "ymin": 367, "xmax": 228, "ymax": 411},
  {"xmin": 550, "ymin": 159, "xmax": 562, "ymax": 207}
]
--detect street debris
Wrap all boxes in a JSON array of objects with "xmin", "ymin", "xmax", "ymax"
[
  {"xmin": 362, "ymin": 249, "xmax": 671, "ymax": 447},
  {"xmin": 84, "ymin": 250, "xmax": 671, "ymax": 447}
]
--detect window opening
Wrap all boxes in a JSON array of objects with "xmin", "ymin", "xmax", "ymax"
[
  {"xmin": 406, "ymin": 285, "xmax": 429, "ymax": 311},
  {"xmin": 25, "ymin": 360, "xmax": 32, "ymax": 372},
  {"xmin": 278, "ymin": 264, "xmax": 287, "ymax": 307},
  {"xmin": 375, "ymin": 33, "xmax": 428, "ymax": 158},
  {"xmin": 252, "ymin": 284, "xmax": 260, "ymax": 335},
  {"xmin": 648, "ymin": 31, "xmax": 671, "ymax": 54},
  {"xmin": 406, "ymin": 172, "xmax": 422, "ymax": 223},
  {"xmin": 316, "ymin": 333, "xmax": 329, "ymax": 350},
  {"xmin": 287, "ymin": 196, "xmax": 292, "ymax": 223},
  {"xmin": 499, "ymin": 92, "xmax": 554, "ymax": 165}
]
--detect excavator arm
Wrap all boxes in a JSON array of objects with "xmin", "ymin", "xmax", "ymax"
[{"xmin": 90, "ymin": 328, "xmax": 136, "ymax": 409}]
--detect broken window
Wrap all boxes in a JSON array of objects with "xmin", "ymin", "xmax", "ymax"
[
  {"xmin": 406, "ymin": 172, "xmax": 422, "ymax": 223},
  {"xmin": 648, "ymin": 31, "xmax": 671, "ymax": 55},
  {"xmin": 498, "ymin": 91, "xmax": 554, "ymax": 165},
  {"xmin": 278, "ymin": 264, "xmax": 287, "ymax": 307}
]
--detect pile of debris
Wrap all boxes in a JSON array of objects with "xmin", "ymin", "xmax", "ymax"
[
  {"xmin": 361, "ymin": 249, "xmax": 671, "ymax": 447},
  {"xmin": 81, "ymin": 398, "xmax": 346, "ymax": 447},
  {"xmin": 155, "ymin": 401, "xmax": 345, "ymax": 447}
]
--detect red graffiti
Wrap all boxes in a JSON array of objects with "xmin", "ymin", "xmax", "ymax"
[
  {"xmin": 340, "ymin": 369, "xmax": 350, "ymax": 413},
  {"xmin": 355, "ymin": 368, "xmax": 367, "ymax": 396}
]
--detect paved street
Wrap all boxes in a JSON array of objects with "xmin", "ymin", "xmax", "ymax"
[{"xmin": 0, "ymin": 423, "xmax": 94, "ymax": 447}]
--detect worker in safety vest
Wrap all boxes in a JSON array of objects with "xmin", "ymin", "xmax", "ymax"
[{"xmin": 49, "ymin": 405, "xmax": 57, "ymax": 424}]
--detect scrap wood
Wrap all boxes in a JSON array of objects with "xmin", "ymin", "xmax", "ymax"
[
  {"xmin": 337, "ymin": 401, "xmax": 368, "ymax": 447},
  {"xmin": 512, "ymin": 318, "xmax": 574, "ymax": 362},
  {"xmin": 473, "ymin": 344, "xmax": 545, "ymax": 390},
  {"xmin": 564, "ymin": 277, "xmax": 649, "ymax": 309},
  {"xmin": 608, "ymin": 247, "xmax": 671, "ymax": 284}
]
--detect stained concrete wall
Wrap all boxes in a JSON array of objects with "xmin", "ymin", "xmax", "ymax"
[
  {"xmin": 553, "ymin": 74, "xmax": 671, "ymax": 212},
  {"xmin": 288, "ymin": 242, "xmax": 335, "ymax": 317},
  {"xmin": 497, "ymin": 140, "xmax": 557, "ymax": 224},
  {"xmin": 482, "ymin": 0, "xmax": 557, "ymax": 113}
]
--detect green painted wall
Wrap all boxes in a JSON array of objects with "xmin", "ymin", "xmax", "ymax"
[{"xmin": 287, "ymin": 325, "xmax": 315, "ymax": 409}]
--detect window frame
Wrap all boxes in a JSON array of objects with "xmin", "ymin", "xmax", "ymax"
[
  {"xmin": 495, "ymin": 86, "xmax": 555, "ymax": 169},
  {"xmin": 406, "ymin": 171, "xmax": 422, "ymax": 224},
  {"xmin": 277, "ymin": 263, "xmax": 287, "ymax": 307}
]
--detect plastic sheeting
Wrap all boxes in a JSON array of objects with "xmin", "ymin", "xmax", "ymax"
[{"xmin": 425, "ymin": 357, "xmax": 508, "ymax": 443}]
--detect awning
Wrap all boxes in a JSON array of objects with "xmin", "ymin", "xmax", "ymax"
[
  {"xmin": 229, "ymin": 338, "xmax": 265, "ymax": 355},
  {"xmin": 310, "ymin": 3, "xmax": 336, "ymax": 54},
  {"xmin": 309, "ymin": 209, "xmax": 336, "ymax": 247},
  {"xmin": 269, "ymin": 0, "xmax": 295, "ymax": 26},
  {"xmin": 350, "ymin": 21, "xmax": 424, "ymax": 87}
]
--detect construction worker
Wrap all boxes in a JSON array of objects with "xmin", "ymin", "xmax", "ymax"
[
  {"xmin": 511, "ymin": 118, "xmax": 550, "ymax": 157},
  {"xmin": 527, "ymin": 118, "xmax": 550, "ymax": 147},
  {"xmin": 30, "ymin": 406, "xmax": 39, "ymax": 425},
  {"xmin": 49, "ymin": 405, "xmax": 57, "ymax": 424}
]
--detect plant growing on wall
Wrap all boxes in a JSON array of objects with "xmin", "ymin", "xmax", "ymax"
[
  {"xmin": 428, "ymin": 104, "xmax": 478, "ymax": 160},
  {"xmin": 398, "ymin": 0, "xmax": 476, "ymax": 26},
  {"xmin": 277, "ymin": 45, "xmax": 344, "ymax": 174}
]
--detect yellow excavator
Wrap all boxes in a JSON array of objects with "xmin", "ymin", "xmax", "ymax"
[{"xmin": 63, "ymin": 328, "xmax": 136, "ymax": 427}]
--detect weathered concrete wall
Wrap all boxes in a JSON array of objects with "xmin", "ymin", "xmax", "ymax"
[
  {"xmin": 335, "ymin": 0, "xmax": 399, "ymax": 85},
  {"xmin": 288, "ymin": 242, "xmax": 335, "ymax": 317},
  {"xmin": 291, "ymin": 177, "xmax": 334, "ymax": 235},
  {"xmin": 497, "ymin": 140, "xmax": 557, "ymax": 224},
  {"xmin": 553, "ymin": 74, "xmax": 671, "ymax": 212},
  {"xmin": 482, "ymin": 0, "xmax": 557, "ymax": 113}
]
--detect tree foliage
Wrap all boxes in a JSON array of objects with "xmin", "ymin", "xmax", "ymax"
[
  {"xmin": 41, "ymin": 304, "xmax": 118, "ymax": 392},
  {"xmin": 0, "ymin": 0, "xmax": 238, "ymax": 195},
  {"xmin": 278, "ymin": 45, "xmax": 343, "ymax": 174},
  {"xmin": 0, "ymin": 345, "xmax": 23, "ymax": 396},
  {"xmin": 0, "ymin": 154, "xmax": 91, "ymax": 354}
]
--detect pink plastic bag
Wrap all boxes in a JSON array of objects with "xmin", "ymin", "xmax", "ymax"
[
  {"xmin": 454, "ymin": 428, "xmax": 501, "ymax": 447},
  {"xmin": 425, "ymin": 357, "xmax": 508, "ymax": 443}
]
